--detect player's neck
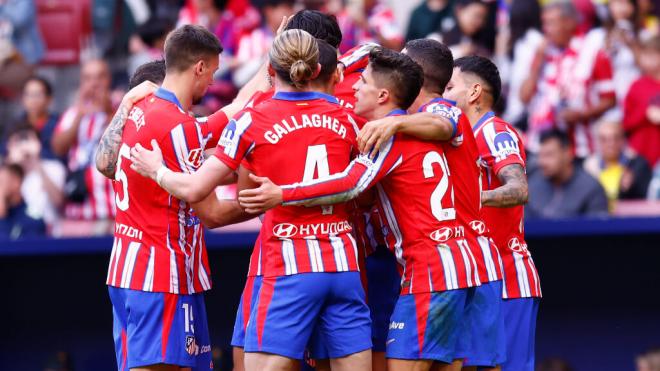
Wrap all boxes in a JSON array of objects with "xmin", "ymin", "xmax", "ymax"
[
  {"xmin": 161, "ymin": 75, "xmax": 193, "ymax": 111},
  {"xmin": 373, "ymin": 103, "xmax": 400, "ymax": 120},
  {"xmin": 467, "ymin": 101, "xmax": 494, "ymax": 127},
  {"xmin": 412, "ymin": 89, "xmax": 440, "ymax": 112}
]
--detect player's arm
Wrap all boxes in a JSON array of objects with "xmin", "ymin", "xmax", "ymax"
[
  {"xmin": 130, "ymin": 140, "xmax": 233, "ymax": 203},
  {"xmin": 192, "ymin": 166, "xmax": 257, "ymax": 228},
  {"xmin": 238, "ymin": 138, "xmax": 401, "ymax": 214},
  {"xmin": 481, "ymin": 164, "xmax": 529, "ymax": 207},
  {"xmin": 358, "ymin": 112, "xmax": 455, "ymax": 155},
  {"xmin": 95, "ymin": 81, "xmax": 159, "ymax": 179}
]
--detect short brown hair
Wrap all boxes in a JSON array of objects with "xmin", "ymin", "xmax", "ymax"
[{"xmin": 164, "ymin": 25, "xmax": 223, "ymax": 72}]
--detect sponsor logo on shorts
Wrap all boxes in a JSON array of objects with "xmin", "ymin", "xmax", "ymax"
[
  {"xmin": 185, "ymin": 335, "xmax": 198, "ymax": 356},
  {"xmin": 469, "ymin": 220, "xmax": 486, "ymax": 235},
  {"xmin": 386, "ymin": 339, "xmax": 396, "ymax": 345},
  {"xmin": 429, "ymin": 226, "xmax": 464, "ymax": 242},
  {"xmin": 389, "ymin": 321, "xmax": 405, "ymax": 330}
]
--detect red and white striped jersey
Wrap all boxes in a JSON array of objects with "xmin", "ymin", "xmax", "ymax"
[
  {"xmin": 106, "ymin": 88, "xmax": 229, "ymax": 294},
  {"xmin": 281, "ymin": 109, "xmax": 480, "ymax": 294},
  {"xmin": 420, "ymin": 98, "xmax": 504, "ymax": 285},
  {"xmin": 473, "ymin": 112, "xmax": 542, "ymax": 298},
  {"xmin": 215, "ymin": 91, "xmax": 361, "ymax": 277},
  {"xmin": 56, "ymin": 108, "xmax": 115, "ymax": 220}
]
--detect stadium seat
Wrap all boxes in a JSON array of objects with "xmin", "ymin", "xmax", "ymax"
[{"xmin": 36, "ymin": 0, "xmax": 92, "ymax": 65}]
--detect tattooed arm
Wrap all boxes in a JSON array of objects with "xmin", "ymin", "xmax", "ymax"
[
  {"xmin": 95, "ymin": 81, "xmax": 158, "ymax": 180},
  {"xmin": 481, "ymin": 164, "xmax": 529, "ymax": 207}
]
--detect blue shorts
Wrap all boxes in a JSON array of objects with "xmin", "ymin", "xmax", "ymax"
[
  {"xmin": 244, "ymin": 272, "xmax": 372, "ymax": 360},
  {"xmin": 386, "ymin": 289, "xmax": 468, "ymax": 362},
  {"xmin": 231, "ymin": 276, "xmax": 263, "ymax": 348},
  {"xmin": 108, "ymin": 286, "xmax": 212, "ymax": 370},
  {"xmin": 308, "ymin": 247, "xmax": 400, "ymax": 359},
  {"xmin": 501, "ymin": 297, "xmax": 540, "ymax": 371},
  {"xmin": 366, "ymin": 247, "xmax": 401, "ymax": 352},
  {"xmin": 457, "ymin": 281, "xmax": 506, "ymax": 367}
]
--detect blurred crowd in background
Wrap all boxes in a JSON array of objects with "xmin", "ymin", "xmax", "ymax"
[{"xmin": 1, "ymin": 0, "xmax": 660, "ymax": 240}]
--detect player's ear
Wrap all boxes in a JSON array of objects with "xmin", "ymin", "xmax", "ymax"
[
  {"xmin": 468, "ymin": 83, "xmax": 482, "ymax": 104},
  {"xmin": 193, "ymin": 60, "xmax": 205, "ymax": 76},
  {"xmin": 267, "ymin": 63, "xmax": 276, "ymax": 78},
  {"xmin": 311, "ymin": 63, "xmax": 322, "ymax": 79},
  {"xmin": 336, "ymin": 63, "xmax": 345, "ymax": 84},
  {"xmin": 377, "ymin": 88, "xmax": 389, "ymax": 105}
]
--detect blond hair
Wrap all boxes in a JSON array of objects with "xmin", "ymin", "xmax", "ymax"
[{"xmin": 269, "ymin": 29, "xmax": 319, "ymax": 88}]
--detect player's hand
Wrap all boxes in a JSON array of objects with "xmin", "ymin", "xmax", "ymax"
[
  {"xmin": 123, "ymin": 80, "xmax": 159, "ymax": 107},
  {"xmin": 237, "ymin": 174, "xmax": 283, "ymax": 214},
  {"xmin": 130, "ymin": 139, "xmax": 163, "ymax": 180},
  {"xmin": 358, "ymin": 116, "xmax": 399, "ymax": 158}
]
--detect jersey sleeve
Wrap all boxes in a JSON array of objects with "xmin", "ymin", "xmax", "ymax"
[
  {"xmin": 476, "ymin": 121, "xmax": 525, "ymax": 175},
  {"xmin": 421, "ymin": 102, "xmax": 462, "ymax": 145},
  {"xmin": 339, "ymin": 43, "xmax": 378, "ymax": 74},
  {"xmin": 157, "ymin": 118, "xmax": 209, "ymax": 174},
  {"xmin": 281, "ymin": 135, "xmax": 403, "ymax": 207},
  {"xmin": 214, "ymin": 110, "xmax": 256, "ymax": 171},
  {"xmin": 202, "ymin": 110, "xmax": 230, "ymax": 149}
]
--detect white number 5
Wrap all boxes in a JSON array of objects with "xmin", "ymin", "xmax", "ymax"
[{"xmin": 115, "ymin": 143, "xmax": 131, "ymax": 211}]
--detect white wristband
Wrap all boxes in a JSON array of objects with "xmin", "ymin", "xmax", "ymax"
[{"xmin": 156, "ymin": 166, "xmax": 170, "ymax": 187}]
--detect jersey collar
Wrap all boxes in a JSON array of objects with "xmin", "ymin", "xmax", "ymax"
[
  {"xmin": 273, "ymin": 91, "xmax": 339, "ymax": 105},
  {"xmin": 472, "ymin": 111, "xmax": 495, "ymax": 132},
  {"xmin": 386, "ymin": 108, "xmax": 407, "ymax": 117},
  {"xmin": 155, "ymin": 87, "xmax": 184, "ymax": 110},
  {"xmin": 418, "ymin": 97, "xmax": 457, "ymax": 112}
]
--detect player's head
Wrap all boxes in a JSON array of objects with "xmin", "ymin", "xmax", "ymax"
[
  {"xmin": 128, "ymin": 60, "xmax": 166, "ymax": 89},
  {"xmin": 269, "ymin": 29, "xmax": 320, "ymax": 90},
  {"xmin": 309, "ymin": 39, "xmax": 340, "ymax": 94},
  {"xmin": 443, "ymin": 55, "xmax": 501, "ymax": 111},
  {"xmin": 403, "ymin": 39, "xmax": 454, "ymax": 111},
  {"xmin": 285, "ymin": 10, "xmax": 342, "ymax": 49},
  {"xmin": 353, "ymin": 47, "xmax": 423, "ymax": 120},
  {"xmin": 164, "ymin": 24, "xmax": 222, "ymax": 104},
  {"xmin": 538, "ymin": 129, "xmax": 573, "ymax": 182}
]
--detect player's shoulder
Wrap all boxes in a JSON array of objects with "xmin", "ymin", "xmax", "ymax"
[{"xmin": 422, "ymin": 99, "xmax": 463, "ymax": 121}]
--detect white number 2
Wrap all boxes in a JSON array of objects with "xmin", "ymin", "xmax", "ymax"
[
  {"xmin": 304, "ymin": 144, "xmax": 333, "ymax": 215},
  {"xmin": 115, "ymin": 143, "xmax": 131, "ymax": 211},
  {"xmin": 423, "ymin": 151, "xmax": 456, "ymax": 221}
]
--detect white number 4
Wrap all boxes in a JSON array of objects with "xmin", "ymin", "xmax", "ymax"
[{"xmin": 304, "ymin": 144, "xmax": 333, "ymax": 215}]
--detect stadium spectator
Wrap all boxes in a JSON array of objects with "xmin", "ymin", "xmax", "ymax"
[
  {"xmin": 51, "ymin": 59, "xmax": 115, "ymax": 227},
  {"xmin": 585, "ymin": 0, "xmax": 641, "ymax": 120},
  {"xmin": 584, "ymin": 121, "xmax": 652, "ymax": 206},
  {"xmin": 521, "ymin": 0, "xmax": 616, "ymax": 159},
  {"xmin": 637, "ymin": 347, "xmax": 660, "ymax": 371},
  {"xmin": 405, "ymin": 0, "xmax": 455, "ymax": 41},
  {"xmin": 500, "ymin": 0, "xmax": 544, "ymax": 128},
  {"xmin": 526, "ymin": 130, "xmax": 609, "ymax": 219},
  {"xmin": 434, "ymin": 0, "xmax": 492, "ymax": 58},
  {"xmin": 0, "ymin": 0, "xmax": 44, "ymax": 98},
  {"xmin": 232, "ymin": 0, "xmax": 295, "ymax": 87},
  {"xmin": 127, "ymin": 17, "xmax": 172, "ymax": 78},
  {"xmin": 1, "ymin": 77, "xmax": 61, "ymax": 161},
  {"xmin": 336, "ymin": 0, "xmax": 404, "ymax": 53},
  {"xmin": 0, "ymin": 163, "xmax": 45, "ymax": 239},
  {"xmin": 623, "ymin": 35, "xmax": 660, "ymax": 168},
  {"xmin": 5, "ymin": 126, "xmax": 65, "ymax": 232}
]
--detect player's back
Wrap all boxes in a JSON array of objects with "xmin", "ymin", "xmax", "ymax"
[
  {"xmin": 375, "ymin": 133, "xmax": 477, "ymax": 294},
  {"xmin": 108, "ymin": 91, "xmax": 215, "ymax": 295},
  {"xmin": 420, "ymin": 98, "xmax": 503, "ymax": 283},
  {"xmin": 221, "ymin": 91, "xmax": 360, "ymax": 276}
]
